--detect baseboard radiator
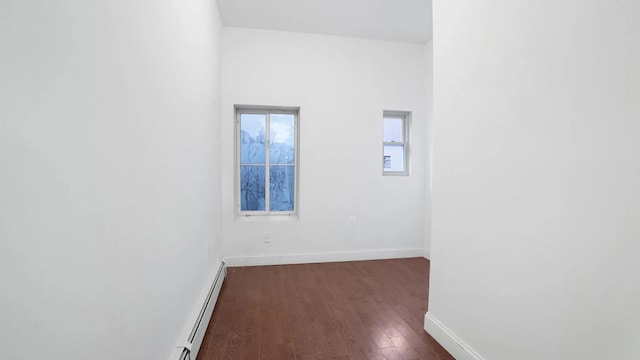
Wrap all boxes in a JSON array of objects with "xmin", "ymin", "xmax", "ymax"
[{"xmin": 176, "ymin": 261, "xmax": 227, "ymax": 360}]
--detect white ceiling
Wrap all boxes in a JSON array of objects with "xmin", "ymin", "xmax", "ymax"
[{"xmin": 216, "ymin": 0, "xmax": 432, "ymax": 44}]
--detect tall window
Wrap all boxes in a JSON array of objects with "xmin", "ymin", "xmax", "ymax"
[
  {"xmin": 236, "ymin": 106, "xmax": 298, "ymax": 215},
  {"xmin": 383, "ymin": 110, "xmax": 410, "ymax": 175}
]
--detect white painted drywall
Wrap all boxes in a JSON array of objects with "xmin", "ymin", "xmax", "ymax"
[
  {"xmin": 428, "ymin": 1, "xmax": 640, "ymax": 359},
  {"xmin": 424, "ymin": 41, "xmax": 433, "ymax": 259},
  {"xmin": 216, "ymin": 0, "xmax": 433, "ymax": 44},
  {"xmin": 221, "ymin": 28, "xmax": 428, "ymax": 264},
  {"xmin": 0, "ymin": 0, "xmax": 223, "ymax": 359}
]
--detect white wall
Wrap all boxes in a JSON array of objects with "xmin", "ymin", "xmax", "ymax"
[
  {"xmin": 424, "ymin": 41, "xmax": 433, "ymax": 259},
  {"xmin": 0, "ymin": 0, "xmax": 223, "ymax": 359},
  {"xmin": 428, "ymin": 1, "xmax": 640, "ymax": 359},
  {"xmin": 221, "ymin": 28, "xmax": 428, "ymax": 265}
]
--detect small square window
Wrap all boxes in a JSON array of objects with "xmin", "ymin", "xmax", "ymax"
[{"xmin": 382, "ymin": 111, "xmax": 410, "ymax": 175}]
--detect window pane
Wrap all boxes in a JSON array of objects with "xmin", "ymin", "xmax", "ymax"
[
  {"xmin": 383, "ymin": 117, "xmax": 404, "ymax": 142},
  {"xmin": 269, "ymin": 114, "xmax": 295, "ymax": 164},
  {"xmin": 240, "ymin": 114, "xmax": 266, "ymax": 164},
  {"xmin": 383, "ymin": 144, "xmax": 405, "ymax": 172},
  {"xmin": 240, "ymin": 165, "xmax": 265, "ymax": 211},
  {"xmin": 269, "ymin": 165, "xmax": 295, "ymax": 211}
]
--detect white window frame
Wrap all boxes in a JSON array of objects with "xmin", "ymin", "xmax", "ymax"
[
  {"xmin": 235, "ymin": 105, "xmax": 300, "ymax": 216},
  {"xmin": 382, "ymin": 110, "xmax": 411, "ymax": 176}
]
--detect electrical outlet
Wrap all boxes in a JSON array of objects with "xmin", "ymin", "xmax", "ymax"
[
  {"xmin": 348, "ymin": 216, "xmax": 356, "ymax": 227},
  {"xmin": 263, "ymin": 232, "xmax": 271, "ymax": 243}
]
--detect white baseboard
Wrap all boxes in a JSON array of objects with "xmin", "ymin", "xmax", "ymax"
[
  {"xmin": 169, "ymin": 260, "xmax": 226, "ymax": 360},
  {"xmin": 424, "ymin": 312, "xmax": 485, "ymax": 360},
  {"xmin": 424, "ymin": 248, "xmax": 431, "ymax": 260},
  {"xmin": 224, "ymin": 248, "xmax": 424, "ymax": 267}
]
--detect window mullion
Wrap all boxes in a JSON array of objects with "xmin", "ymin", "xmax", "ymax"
[{"xmin": 265, "ymin": 112, "xmax": 270, "ymax": 213}]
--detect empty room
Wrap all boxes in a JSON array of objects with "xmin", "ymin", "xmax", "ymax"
[{"xmin": 2, "ymin": 0, "xmax": 639, "ymax": 359}]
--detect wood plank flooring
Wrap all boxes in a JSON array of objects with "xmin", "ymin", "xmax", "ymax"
[{"xmin": 197, "ymin": 257, "xmax": 453, "ymax": 360}]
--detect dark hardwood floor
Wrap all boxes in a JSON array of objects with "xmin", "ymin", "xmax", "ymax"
[{"xmin": 198, "ymin": 257, "xmax": 453, "ymax": 360}]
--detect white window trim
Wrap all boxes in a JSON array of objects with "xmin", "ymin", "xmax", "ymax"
[
  {"xmin": 235, "ymin": 105, "xmax": 300, "ymax": 216},
  {"xmin": 382, "ymin": 110, "xmax": 411, "ymax": 176}
]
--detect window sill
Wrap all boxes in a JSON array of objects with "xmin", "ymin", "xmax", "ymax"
[{"xmin": 235, "ymin": 213, "xmax": 299, "ymax": 222}]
